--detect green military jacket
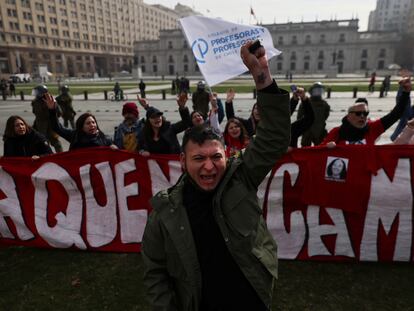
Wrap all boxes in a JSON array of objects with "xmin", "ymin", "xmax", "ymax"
[
  {"xmin": 56, "ymin": 93, "xmax": 75, "ymax": 119},
  {"xmin": 142, "ymin": 88, "xmax": 290, "ymax": 311}
]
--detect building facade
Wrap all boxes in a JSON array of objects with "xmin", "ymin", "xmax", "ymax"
[
  {"xmin": 0, "ymin": 0, "xmax": 192, "ymax": 79},
  {"xmin": 134, "ymin": 19, "xmax": 401, "ymax": 77},
  {"xmin": 368, "ymin": 0, "xmax": 413, "ymax": 33}
]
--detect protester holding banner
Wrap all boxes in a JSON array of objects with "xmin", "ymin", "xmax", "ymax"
[
  {"xmin": 323, "ymin": 77, "xmax": 412, "ymax": 146},
  {"xmin": 3, "ymin": 115, "xmax": 52, "ymax": 158},
  {"xmin": 137, "ymin": 93, "xmax": 191, "ymax": 156},
  {"xmin": 289, "ymin": 87, "xmax": 315, "ymax": 148},
  {"xmin": 114, "ymin": 102, "xmax": 145, "ymax": 152},
  {"xmin": 142, "ymin": 41, "xmax": 290, "ymax": 311},
  {"xmin": 225, "ymin": 88, "xmax": 260, "ymax": 137},
  {"xmin": 223, "ymin": 118, "xmax": 250, "ymax": 157},
  {"xmin": 45, "ymin": 94, "xmax": 115, "ymax": 150}
]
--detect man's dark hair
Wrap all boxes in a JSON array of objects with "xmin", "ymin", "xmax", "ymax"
[
  {"xmin": 355, "ymin": 97, "xmax": 368, "ymax": 105},
  {"xmin": 182, "ymin": 125, "xmax": 224, "ymax": 152}
]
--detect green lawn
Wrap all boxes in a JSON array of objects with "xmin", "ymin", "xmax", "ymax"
[{"xmin": 1, "ymin": 246, "xmax": 413, "ymax": 311}]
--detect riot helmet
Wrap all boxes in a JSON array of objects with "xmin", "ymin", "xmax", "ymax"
[
  {"xmin": 197, "ymin": 80, "xmax": 206, "ymax": 90},
  {"xmin": 309, "ymin": 82, "xmax": 324, "ymax": 98},
  {"xmin": 32, "ymin": 85, "xmax": 48, "ymax": 98},
  {"xmin": 61, "ymin": 85, "xmax": 69, "ymax": 94}
]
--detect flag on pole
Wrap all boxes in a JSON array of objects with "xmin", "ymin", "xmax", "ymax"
[
  {"xmin": 250, "ymin": 7, "xmax": 257, "ymax": 20},
  {"xmin": 179, "ymin": 15, "xmax": 281, "ymax": 86}
]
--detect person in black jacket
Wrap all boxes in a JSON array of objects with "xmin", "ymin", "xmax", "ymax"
[
  {"xmin": 44, "ymin": 93, "xmax": 115, "ymax": 150},
  {"xmin": 3, "ymin": 115, "xmax": 52, "ymax": 158},
  {"xmin": 138, "ymin": 93, "xmax": 191, "ymax": 156}
]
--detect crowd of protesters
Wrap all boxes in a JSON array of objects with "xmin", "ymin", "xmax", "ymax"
[
  {"xmin": 1, "ymin": 41, "xmax": 414, "ymax": 311},
  {"xmin": 1, "ymin": 74, "xmax": 413, "ymax": 159}
]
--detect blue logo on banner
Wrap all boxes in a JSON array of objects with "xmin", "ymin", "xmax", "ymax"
[{"xmin": 191, "ymin": 38, "xmax": 208, "ymax": 64}]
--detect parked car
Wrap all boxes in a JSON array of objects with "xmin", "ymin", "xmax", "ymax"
[{"xmin": 9, "ymin": 73, "xmax": 31, "ymax": 83}]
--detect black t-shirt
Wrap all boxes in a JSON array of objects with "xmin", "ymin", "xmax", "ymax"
[{"xmin": 183, "ymin": 178, "xmax": 267, "ymax": 311}]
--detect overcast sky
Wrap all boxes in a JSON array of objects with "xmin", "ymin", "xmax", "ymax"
[{"xmin": 144, "ymin": 0, "xmax": 377, "ymax": 31}]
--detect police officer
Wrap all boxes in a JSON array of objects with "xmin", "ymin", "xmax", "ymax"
[
  {"xmin": 56, "ymin": 85, "xmax": 76, "ymax": 129},
  {"xmin": 31, "ymin": 85, "xmax": 63, "ymax": 152},
  {"xmin": 297, "ymin": 82, "xmax": 330, "ymax": 146},
  {"xmin": 192, "ymin": 80, "xmax": 210, "ymax": 119}
]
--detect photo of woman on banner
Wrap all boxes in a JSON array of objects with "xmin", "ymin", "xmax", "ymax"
[{"xmin": 325, "ymin": 156, "xmax": 348, "ymax": 181}]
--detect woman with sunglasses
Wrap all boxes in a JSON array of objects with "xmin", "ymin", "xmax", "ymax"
[{"xmin": 322, "ymin": 77, "xmax": 412, "ymax": 147}]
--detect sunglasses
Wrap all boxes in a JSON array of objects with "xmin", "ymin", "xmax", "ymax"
[{"xmin": 349, "ymin": 111, "xmax": 369, "ymax": 117}]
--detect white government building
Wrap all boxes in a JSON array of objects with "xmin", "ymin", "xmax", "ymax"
[{"xmin": 134, "ymin": 19, "xmax": 401, "ymax": 77}]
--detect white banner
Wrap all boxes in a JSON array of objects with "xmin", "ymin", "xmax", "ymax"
[{"xmin": 179, "ymin": 15, "xmax": 281, "ymax": 86}]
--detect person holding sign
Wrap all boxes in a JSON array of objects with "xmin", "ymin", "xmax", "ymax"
[{"xmin": 142, "ymin": 41, "xmax": 290, "ymax": 311}]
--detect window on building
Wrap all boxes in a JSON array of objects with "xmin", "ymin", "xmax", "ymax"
[
  {"xmin": 305, "ymin": 35, "xmax": 311, "ymax": 44},
  {"xmin": 184, "ymin": 64, "xmax": 188, "ymax": 72},
  {"xmin": 26, "ymin": 36, "xmax": 36, "ymax": 44},
  {"xmin": 21, "ymin": 0, "xmax": 30, "ymax": 8},
  {"xmin": 379, "ymin": 49, "xmax": 386, "ymax": 57},
  {"xmin": 168, "ymin": 41, "xmax": 173, "ymax": 49},
  {"xmin": 23, "ymin": 12, "xmax": 32, "ymax": 20},
  {"xmin": 278, "ymin": 36, "xmax": 284, "ymax": 46},
  {"xmin": 361, "ymin": 49, "xmax": 368, "ymax": 58},
  {"xmin": 318, "ymin": 61, "xmax": 324, "ymax": 70},
  {"xmin": 291, "ymin": 35, "xmax": 297, "ymax": 44},
  {"xmin": 378, "ymin": 60, "xmax": 385, "ymax": 69},
  {"xmin": 8, "ymin": 9, "xmax": 18, "ymax": 17},
  {"xmin": 140, "ymin": 56, "xmax": 145, "ymax": 63},
  {"xmin": 319, "ymin": 34, "xmax": 326, "ymax": 43},
  {"xmin": 337, "ymin": 50, "xmax": 344, "ymax": 59},
  {"xmin": 290, "ymin": 51, "xmax": 296, "ymax": 60},
  {"xmin": 183, "ymin": 55, "xmax": 188, "ymax": 63},
  {"xmin": 152, "ymin": 55, "xmax": 157, "ymax": 63},
  {"xmin": 48, "ymin": 6, "xmax": 56, "ymax": 14},
  {"xmin": 339, "ymin": 33, "xmax": 345, "ymax": 43},
  {"xmin": 25, "ymin": 24, "xmax": 34, "ymax": 32},
  {"xmin": 318, "ymin": 51, "xmax": 324, "ymax": 60},
  {"xmin": 304, "ymin": 62, "xmax": 310, "ymax": 71},
  {"xmin": 153, "ymin": 64, "xmax": 157, "ymax": 72},
  {"xmin": 168, "ymin": 55, "xmax": 174, "ymax": 63},
  {"xmin": 169, "ymin": 65, "xmax": 174, "ymax": 75},
  {"xmin": 277, "ymin": 62, "xmax": 283, "ymax": 71},
  {"xmin": 360, "ymin": 60, "xmax": 367, "ymax": 70}
]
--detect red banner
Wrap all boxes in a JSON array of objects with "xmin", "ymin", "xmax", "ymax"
[{"xmin": 1, "ymin": 145, "xmax": 414, "ymax": 262}]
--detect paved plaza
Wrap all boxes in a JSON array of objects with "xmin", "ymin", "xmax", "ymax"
[{"xmin": 0, "ymin": 88, "xmax": 406, "ymax": 153}]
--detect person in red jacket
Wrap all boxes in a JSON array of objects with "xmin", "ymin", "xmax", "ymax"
[{"xmin": 322, "ymin": 77, "xmax": 412, "ymax": 147}]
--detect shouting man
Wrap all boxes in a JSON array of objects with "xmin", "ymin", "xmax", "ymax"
[{"xmin": 142, "ymin": 41, "xmax": 290, "ymax": 310}]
